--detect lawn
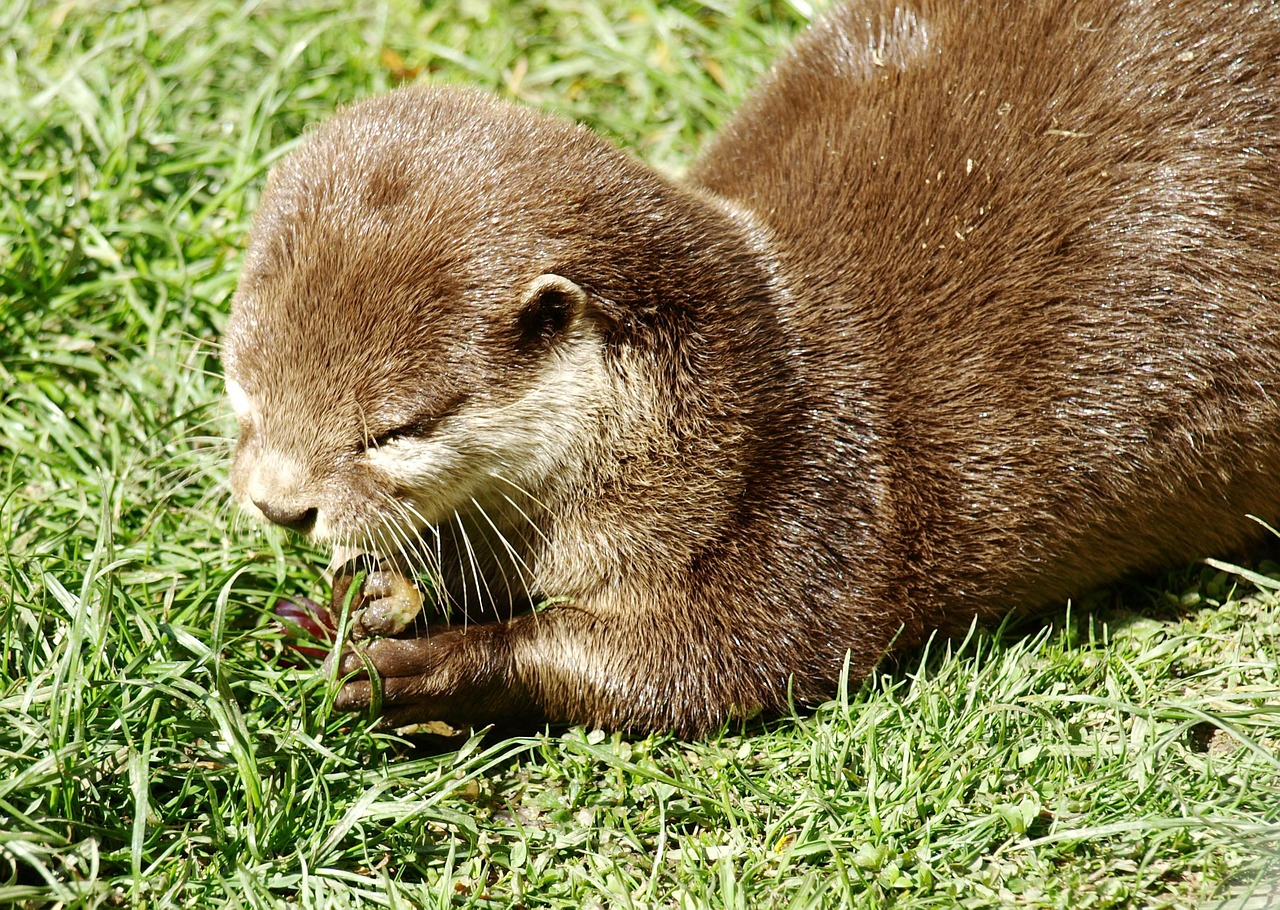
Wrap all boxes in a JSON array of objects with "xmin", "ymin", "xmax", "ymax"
[{"xmin": 1, "ymin": 0, "xmax": 1278, "ymax": 906}]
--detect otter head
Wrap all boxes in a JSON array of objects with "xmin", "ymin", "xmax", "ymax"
[{"xmin": 222, "ymin": 85, "xmax": 737, "ymax": 572}]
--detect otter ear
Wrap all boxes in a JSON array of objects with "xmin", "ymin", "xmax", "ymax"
[{"xmin": 514, "ymin": 273, "xmax": 591, "ymax": 347}]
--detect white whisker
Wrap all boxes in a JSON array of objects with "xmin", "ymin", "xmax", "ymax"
[
  {"xmin": 454, "ymin": 509, "xmax": 496, "ymax": 629},
  {"xmin": 470, "ymin": 496, "xmax": 538, "ymax": 617},
  {"xmin": 489, "ymin": 479, "xmax": 554, "ymax": 549}
]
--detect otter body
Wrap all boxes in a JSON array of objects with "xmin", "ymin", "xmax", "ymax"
[{"xmin": 224, "ymin": 0, "xmax": 1280, "ymax": 735}]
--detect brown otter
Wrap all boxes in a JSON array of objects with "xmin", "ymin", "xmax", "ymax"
[{"xmin": 223, "ymin": 0, "xmax": 1280, "ymax": 736}]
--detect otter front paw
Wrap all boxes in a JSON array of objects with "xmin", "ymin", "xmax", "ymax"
[{"xmin": 326, "ymin": 629, "xmax": 528, "ymax": 728}]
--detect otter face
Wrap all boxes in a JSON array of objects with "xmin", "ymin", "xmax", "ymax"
[
  {"xmin": 221, "ymin": 86, "xmax": 636, "ymax": 568},
  {"xmin": 224, "ymin": 265, "xmax": 607, "ymax": 567},
  {"xmin": 222, "ymin": 83, "xmax": 722, "ymax": 583}
]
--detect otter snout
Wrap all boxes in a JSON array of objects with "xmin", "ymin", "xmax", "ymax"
[
  {"xmin": 230, "ymin": 438, "xmax": 329, "ymax": 538},
  {"xmin": 254, "ymin": 501, "xmax": 318, "ymax": 535}
]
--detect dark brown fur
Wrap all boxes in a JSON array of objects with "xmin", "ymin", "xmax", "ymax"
[{"xmin": 224, "ymin": 0, "xmax": 1280, "ymax": 736}]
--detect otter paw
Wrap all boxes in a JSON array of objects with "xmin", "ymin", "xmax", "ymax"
[{"xmin": 325, "ymin": 630, "xmax": 517, "ymax": 728}]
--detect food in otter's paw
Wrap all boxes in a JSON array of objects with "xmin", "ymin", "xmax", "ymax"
[{"xmin": 331, "ymin": 555, "xmax": 426, "ymax": 640}]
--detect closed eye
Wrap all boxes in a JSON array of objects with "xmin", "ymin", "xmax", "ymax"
[
  {"xmin": 366, "ymin": 420, "xmax": 436, "ymax": 449},
  {"xmin": 361, "ymin": 394, "xmax": 469, "ymax": 452}
]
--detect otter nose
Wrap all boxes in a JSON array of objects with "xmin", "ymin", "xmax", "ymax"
[{"xmin": 254, "ymin": 501, "xmax": 318, "ymax": 535}]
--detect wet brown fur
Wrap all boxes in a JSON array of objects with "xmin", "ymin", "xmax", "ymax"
[{"xmin": 224, "ymin": 0, "xmax": 1280, "ymax": 736}]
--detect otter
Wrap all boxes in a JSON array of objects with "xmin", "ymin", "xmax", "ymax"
[{"xmin": 222, "ymin": 0, "xmax": 1280, "ymax": 737}]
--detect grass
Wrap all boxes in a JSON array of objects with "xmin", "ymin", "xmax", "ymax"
[{"xmin": 1, "ymin": 0, "xmax": 1278, "ymax": 906}]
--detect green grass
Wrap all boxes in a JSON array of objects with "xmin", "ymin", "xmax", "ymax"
[{"xmin": 1, "ymin": 0, "xmax": 1278, "ymax": 906}]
